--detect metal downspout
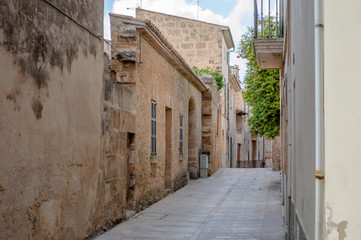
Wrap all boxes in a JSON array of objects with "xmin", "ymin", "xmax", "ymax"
[
  {"xmin": 315, "ymin": 0, "xmax": 325, "ymax": 238},
  {"xmin": 227, "ymin": 48, "xmax": 234, "ymax": 167}
]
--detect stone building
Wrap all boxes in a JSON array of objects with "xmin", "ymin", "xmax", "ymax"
[
  {"xmin": 0, "ymin": 1, "xmax": 208, "ymax": 239},
  {"xmin": 200, "ymin": 75, "xmax": 221, "ymax": 175},
  {"xmin": 136, "ymin": 9, "xmax": 235, "ymax": 171},
  {"xmin": 109, "ymin": 14, "xmax": 207, "ymax": 210}
]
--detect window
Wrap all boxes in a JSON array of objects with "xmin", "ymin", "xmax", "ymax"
[
  {"xmin": 179, "ymin": 114, "xmax": 183, "ymax": 155},
  {"xmin": 151, "ymin": 100, "xmax": 157, "ymax": 156},
  {"xmin": 224, "ymin": 82, "xmax": 227, "ymax": 114}
]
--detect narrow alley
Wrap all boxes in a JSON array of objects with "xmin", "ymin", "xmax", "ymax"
[{"xmin": 94, "ymin": 169, "xmax": 284, "ymax": 240}]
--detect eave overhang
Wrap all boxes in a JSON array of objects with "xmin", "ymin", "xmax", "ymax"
[
  {"xmin": 230, "ymin": 74, "xmax": 242, "ymax": 93},
  {"xmin": 222, "ymin": 27, "xmax": 235, "ymax": 50},
  {"xmin": 236, "ymin": 110, "xmax": 248, "ymax": 115},
  {"xmin": 110, "ymin": 13, "xmax": 208, "ymax": 92}
]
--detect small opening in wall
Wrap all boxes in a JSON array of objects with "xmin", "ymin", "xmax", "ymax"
[{"xmin": 127, "ymin": 132, "xmax": 135, "ymax": 148}]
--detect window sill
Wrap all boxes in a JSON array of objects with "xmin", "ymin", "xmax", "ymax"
[
  {"xmin": 150, "ymin": 155, "xmax": 158, "ymax": 164},
  {"xmin": 179, "ymin": 155, "xmax": 184, "ymax": 162}
]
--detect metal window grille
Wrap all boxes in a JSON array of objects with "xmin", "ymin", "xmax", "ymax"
[
  {"xmin": 179, "ymin": 114, "xmax": 183, "ymax": 155},
  {"xmin": 151, "ymin": 100, "xmax": 157, "ymax": 156}
]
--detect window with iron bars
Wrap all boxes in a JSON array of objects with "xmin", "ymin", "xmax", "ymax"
[
  {"xmin": 179, "ymin": 114, "xmax": 183, "ymax": 155},
  {"xmin": 151, "ymin": 100, "xmax": 157, "ymax": 156}
]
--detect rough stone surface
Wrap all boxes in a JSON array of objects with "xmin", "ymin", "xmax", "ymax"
[
  {"xmin": 110, "ymin": 15, "xmax": 203, "ymax": 213},
  {"xmin": 102, "ymin": 54, "xmax": 136, "ymax": 230},
  {"xmin": 201, "ymin": 76, "xmax": 221, "ymax": 175},
  {"xmin": 95, "ymin": 168, "xmax": 285, "ymax": 240},
  {"xmin": 136, "ymin": 9, "xmax": 232, "ymax": 167},
  {"xmin": 136, "ymin": 9, "xmax": 224, "ymax": 71}
]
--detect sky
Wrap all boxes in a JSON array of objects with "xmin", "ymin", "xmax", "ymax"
[{"xmin": 103, "ymin": 0, "xmax": 255, "ymax": 81}]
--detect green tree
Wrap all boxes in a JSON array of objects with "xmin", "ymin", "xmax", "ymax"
[
  {"xmin": 192, "ymin": 66, "xmax": 224, "ymax": 90},
  {"xmin": 238, "ymin": 21, "xmax": 280, "ymax": 138}
]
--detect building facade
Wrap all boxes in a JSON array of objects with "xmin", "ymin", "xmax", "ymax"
[
  {"xmin": 136, "ymin": 9, "xmax": 235, "ymax": 170},
  {"xmin": 109, "ymin": 13, "xmax": 207, "ymax": 210},
  {"xmin": 0, "ymin": 2, "xmax": 210, "ymax": 239},
  {"xmin": 254, "ymin": 0, "xmax": 361, "ymax": 239}
]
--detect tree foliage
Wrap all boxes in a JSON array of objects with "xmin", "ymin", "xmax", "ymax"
[
  {"xmin": 238, "ymin": 23, "xmax": 280, "ymax": 138},
  {"xmin": 192, "ymin": 66, "xmax": 224, "ymax": 90}
]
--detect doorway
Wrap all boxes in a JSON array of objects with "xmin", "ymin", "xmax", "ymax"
[
  {"xmin": 165, "ymin": 107, "xmax": 172, "ymax": 189},
  {"xmin": 237, "ymin": 144, "xmax": 241, "ymax": 168},
  {"xmin": 252, "ymin": 140, "xmax": 257, "ymax": 167},
  {"xmin": 188, "ymin": 97, "xmax": 197, "ymax": 179}
]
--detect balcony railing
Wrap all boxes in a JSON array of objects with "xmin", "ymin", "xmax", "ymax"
[
  {"xmin": 254, "ymin": 0, "xmax": 283, "ymax": 39},
  {"xmin": 253, "ymin": 0, "xmax": 284, "ymax": 70}
]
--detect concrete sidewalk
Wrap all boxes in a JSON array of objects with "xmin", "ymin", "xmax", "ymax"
[{"xmin": 94, "ymin": 168, "xmax": 284, "ymax": 240}]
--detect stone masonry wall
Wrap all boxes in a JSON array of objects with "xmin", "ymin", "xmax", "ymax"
[
  {"xmin": 136, "ymin": 9, "xmax": 224, "ymax": 71},
  {"xmin": 103, "ymin": 55, "xmax": 136, "ymax": 227},
  {"xmin": 110, "ymin": 15, "xmax": 203, "ymax": 212},
  {"xmin": 0, "ymin": 1, "xmax": 105, "ymax": 239},
  {"xmin": 136, "ymin": 9, "xmax": 229, "ymax": 173},
  {"xmin": 201, "ymin": 76, "xmax": 221, "ymax": 175}
]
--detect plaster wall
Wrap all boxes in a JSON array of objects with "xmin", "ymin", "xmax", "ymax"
[
  {"xmin": 324, "ymin": 1, "xmax": 361, "ymax": 238},
  {"xmin": 282, "ymin": 0, "xmax": 316, "ymax": 238},
  {"xmin": 0, "ymin": 1, "xmax": 105, "ymax": 239}
]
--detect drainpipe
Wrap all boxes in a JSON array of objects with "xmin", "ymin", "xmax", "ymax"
[
  {"xmin": 314, "ymin": 0, "xmax": 324, "ymax": 239},
  {"xmin": 262, "ymin": 135, "xmax": 265, "ymax": 167},
  {"xmin": 227, "ymin": 48, "xmax": 234, "ymax": 167}
]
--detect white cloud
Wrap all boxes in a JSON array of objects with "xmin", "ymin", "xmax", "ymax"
[
  {"xmin": 104, "ymin": 12, "xmax": 111, "ymax": 40},
  {"xmin": 108, "ymin": 0, "xmax": 254, "ymax": 81}
]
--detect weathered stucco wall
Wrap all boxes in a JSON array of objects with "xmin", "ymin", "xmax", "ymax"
[
  {"xmin": 110, "ymin": 15, "xmax": 203, "ymax": 212},
  {"xmin": 280, "ymin": 0, "xmax": 316, "ymax": 238},
  {"xmin": 288, "ymin": 0, "xmax": 316, "ymax": 238},
  {"xmin": 324, "ymin": 1, "xmax": 361, "ymax": 238},
  {"xmin": 0, "ymin": 1, "xmax": 105, "ymax": 239}
]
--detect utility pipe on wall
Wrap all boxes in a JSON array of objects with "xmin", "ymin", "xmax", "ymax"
[
  {"xmin": 227, "ymin": 48, "xmax": 235, "ymax": 167},
  {"xmin": 314, "ymin": 0, "xmax": 325, "ymax": 239}
]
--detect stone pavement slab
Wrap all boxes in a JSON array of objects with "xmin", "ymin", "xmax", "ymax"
[{"xmin": 93, "ymin": 168, "xmax": 284, "ymax": 240}]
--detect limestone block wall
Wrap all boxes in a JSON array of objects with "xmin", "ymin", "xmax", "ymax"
[
  {"xmin": 103, "ymin": 56, "xmax": 136, "ymax": 227},
  {"xmin": 201, "ymin": 76, "xmax": 221, "ymax": 175},
  {"xmin": 110, "ymin": 15, "xmax": 203, "ymax": 212},
  {"xmin": 136, "ymin": 9, "xmax": 233, "ymax": 168},
  {"xmin": 0, "ymin": 1, "xmax": 106, "ymax": 239},
  {"xmin": 136, "ymin": 9, "xmax": 224, "ymax": 71}
]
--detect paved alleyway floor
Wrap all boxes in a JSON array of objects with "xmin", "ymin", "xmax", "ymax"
[{"xmin": 94, "ymin": 168, "xmax": 284, "ymax": 240}]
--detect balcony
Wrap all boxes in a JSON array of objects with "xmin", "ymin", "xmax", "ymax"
[{"xmin": 253, "ymin": 0, "xmax": 283, "ymax": 70}]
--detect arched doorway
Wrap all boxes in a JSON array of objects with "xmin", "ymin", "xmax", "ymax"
[{"xmin": 188, "ymin": 97, "xmax": 198, "ymax": 179}]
